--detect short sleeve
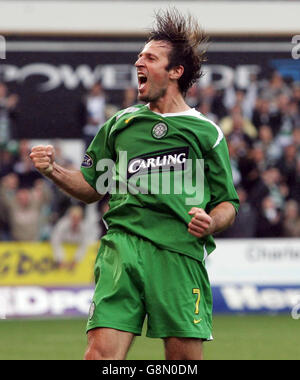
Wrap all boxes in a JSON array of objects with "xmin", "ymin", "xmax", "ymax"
[
  {"xmin": 80, "ymin": 117, "xmax": 116, "ymax": 191},
  {"xmin": 204, "ymin": 136, "xmax": 240, "ymax": 214}
]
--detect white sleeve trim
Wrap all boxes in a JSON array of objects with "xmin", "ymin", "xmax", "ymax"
[
  {"xmin": 203, "ymin": 243, "xmax": 208, "ymax": 262},
  {"xmin": 191, "ymin": 110, "xmax": 224, "ymax": 150},
  {"xmin": 212, "ymin": 124, "xmax": 224, "ymax": 149}
]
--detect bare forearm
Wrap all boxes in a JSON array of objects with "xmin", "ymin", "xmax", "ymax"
[
  {"xmin": 188, "ymin": 202, "xmax": 236, "ymax": 238},
  {"xmin": 209, "ymin": 202, "xmax": 236, "ymax": 234},
  {"xmin": 30, "ymin": 144, "xmax": 103, "ymax": 204},
  {"xmin": 46, "ymin": 162, "xmax": 102, "ymax": 204}
]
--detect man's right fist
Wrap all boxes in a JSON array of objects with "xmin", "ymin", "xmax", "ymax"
[{"xmin": 29, "ymin": 145, "xmax": 55, "ymax": 175}]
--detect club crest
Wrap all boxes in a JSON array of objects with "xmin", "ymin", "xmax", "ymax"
[{"xmin": 152, "ymin": 123, "xmax": 168, "ymax": 139}]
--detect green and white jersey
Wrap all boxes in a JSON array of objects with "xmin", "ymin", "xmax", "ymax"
[{"xmin": 81, "ymin": 104, "xmax": 239, "ymax": 262}]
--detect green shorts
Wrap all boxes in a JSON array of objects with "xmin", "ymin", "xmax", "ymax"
[{"xmin": 87, "ymin": 231, "xmax": 213, "ymax": 340}]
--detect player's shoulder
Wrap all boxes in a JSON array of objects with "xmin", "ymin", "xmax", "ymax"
[
  {"xmin": 99, "ymin": 104, "xmax": 145, "ymax": 136},
  {"xmin": 114, "ymin": 104, "xmax": 146, "ymax": 121},
  {"xmin": 182, "ymin": 109, "xmax": 224, "ymax": 148},
  {"xmin": 182, "ymin": 108, "xmax": 220, "ymax": 130}
]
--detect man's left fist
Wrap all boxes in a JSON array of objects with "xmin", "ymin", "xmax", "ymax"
[{"xmin": 188, "ymin": 207, "xmax": 215, "ymax": 238}]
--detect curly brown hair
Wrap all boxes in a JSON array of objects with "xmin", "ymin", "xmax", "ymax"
[{"xmin": 147, "ymin": 8, "xmax": 208, "ymax": 95}]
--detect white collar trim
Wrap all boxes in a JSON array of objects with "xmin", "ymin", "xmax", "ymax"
[{"xmin": 146, "ymin": 103, "xmax": 199, "ymax": 118}]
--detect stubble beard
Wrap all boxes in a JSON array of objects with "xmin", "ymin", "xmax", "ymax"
[{"xmin": 138, "ymin": 86, "xmax": 167, "ymax": 103}]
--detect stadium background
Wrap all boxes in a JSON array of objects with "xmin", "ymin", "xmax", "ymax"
[{"xmin": 0, "ymin": 0, "xmax": 300, "ymax": 360}]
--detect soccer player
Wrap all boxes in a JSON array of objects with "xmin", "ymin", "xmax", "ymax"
[{"xmin": 30, "ymin": 9, "xmax": 239, "ymax": 360}]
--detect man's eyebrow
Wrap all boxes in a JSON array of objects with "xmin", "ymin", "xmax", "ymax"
[{"xmin": 137, "ymin": 52, "xmax": 158, "ymax": 59}]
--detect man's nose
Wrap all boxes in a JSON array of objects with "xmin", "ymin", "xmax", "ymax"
[{"xmin": 135, "ymin": 56, "xmax": 143, "ymax": 67}]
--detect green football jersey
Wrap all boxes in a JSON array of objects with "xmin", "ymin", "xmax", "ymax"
[{"xmin": 81, "ymin": 104, "xmax": 239, "ymax": 262}]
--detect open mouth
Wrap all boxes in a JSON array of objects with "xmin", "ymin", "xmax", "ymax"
[{"xmin": 138, "ymin": 74, "xmax": 148, "ymax": 91}]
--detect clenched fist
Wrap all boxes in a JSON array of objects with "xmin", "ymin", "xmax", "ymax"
[
  {"xmin": 188, "ymin": 207, "xmax": 215, "ymax": 238},
  {"xmin": 29, "ymin": 145, "xmax": 55, "ymax": 176}
]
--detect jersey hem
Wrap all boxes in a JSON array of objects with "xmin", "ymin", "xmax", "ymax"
[{"xmin": 106, "ymin": 228, "xmax": 207, "ymax": 263}]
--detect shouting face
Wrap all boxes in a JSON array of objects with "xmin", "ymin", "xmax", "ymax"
[{"xmin": 135, "ymin": 40, "xmax": 173, "ymax": 103}]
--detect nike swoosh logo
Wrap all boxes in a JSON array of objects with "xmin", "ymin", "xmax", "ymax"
[{"xmin": 193, "ymin": 319, "xmax": 202, "ymax": 324}]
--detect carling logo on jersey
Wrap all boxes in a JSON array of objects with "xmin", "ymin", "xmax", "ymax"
[
  {"xmin": 127, "ymin": 147, "xmax": 189, "ymax": 179},
  {"xmin": 95, "ymin": 148, "xmax": 205, "ymax": 205}
]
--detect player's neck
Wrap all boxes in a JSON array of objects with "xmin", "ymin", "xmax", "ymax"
[{"xmin": 148, "ymin": 91, "xmax": 190, "ymax": 115}]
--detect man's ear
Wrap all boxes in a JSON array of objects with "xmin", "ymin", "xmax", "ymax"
[{"xmin": 169, "ymin": 65, "xmax": 184, "ymax": 80}]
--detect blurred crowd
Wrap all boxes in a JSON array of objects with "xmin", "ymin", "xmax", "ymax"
[
  {"xmin": 187, "ymin": 72, "xmax": 300, "ymax": 238},
  {"xmin": 1, "ymin": 70, "xmax": 300, "ymax": 243}
]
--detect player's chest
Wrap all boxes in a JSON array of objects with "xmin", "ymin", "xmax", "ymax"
[{"xmin": 114, "ymin": 118, "xmax": 189, "ymax": 158}]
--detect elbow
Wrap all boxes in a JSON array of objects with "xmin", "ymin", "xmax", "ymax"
[
  {"xmin": 229, "ymin": 206, "xmax": 237, "ymax": 226},
  {"xmin": 82, "ymin": 193, "xmax": 104, "ymax": 204},
  {"xmin": 82, "ymin": 197, "xmax": 96, "ymax": 205},
  {"xmin": 229, "ymin": 214, "xmax": 236, "ymax": 227},
  {"xmin": 82, "ymin": 198, "xmax": 93, "ymax": 205}
]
